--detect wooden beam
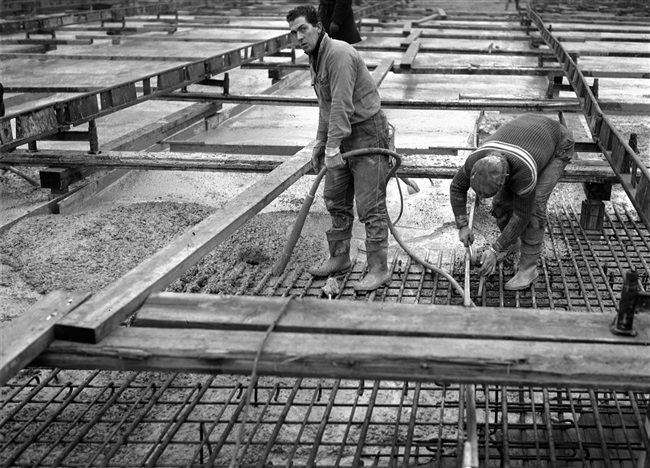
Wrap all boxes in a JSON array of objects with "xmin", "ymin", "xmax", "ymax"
[
  {"xmin": 370, "ymin": 59, "xmax": 394, "ymax": 87},
  {"xmin": 0, "ymin": 150, "xmax": 625, "ymax": 184},
  {"xmin": 36, "ymin": 294, "xmax": 650, "ymax": 389},
  {"xmin": 55, "ymin": 145, "xmax": 314, "ymax": 344},
  {"xmin": 0, "ymin": 185, "xmax": 85, "ymax": 235},
  {"xmin": 400, "ymin": 29, "xmax": 422, "ymax": 48},
  {"xmin": 400, "ymin": 41, "xmax": 420, "ymax": 70},
  {"xmin": 168, "ymin": 142, "xmax": 302, "ymax": 155},
  {"xmin": 0, "ymin": 290, "xmax": 90, "ymax": 387},
  {"xmin": 39, "ymin": 166, "xmax": 96, "ymax": 190},
  {"xmin": 240, "ymin": 62, "xmax": 647, "ymax": 79},
  {"xmin": 135, "ymin": 293, "xmax": 650, "ymax": 345},
  {"xmin": 402, "ymin": 20, "xmax": 413, "ymax": 36},
  {"xmin": 160, "ymin": 93, "xmax": 583, "ymax": 112},
  {"xmin": 413, "ymin": 12, "xmax": 443, "ymax": 25},
  {"xmin": 57, "ymin": 169, "xmax": 130, "ymax": 214},
  {"xmin": 357, "ymin": 43, "xmax": 650, "ymax": 58}
]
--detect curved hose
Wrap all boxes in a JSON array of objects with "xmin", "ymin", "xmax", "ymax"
[
  {"xmin": 273, "ymin": 147, "xmax": 469, "ymax": 301},
  {"xmin": 342, "ymin": 148, "xmax": 468, "ymax": 300}
]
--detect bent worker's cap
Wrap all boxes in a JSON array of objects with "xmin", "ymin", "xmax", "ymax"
[{"xmin": 470, "ymin": 153, "xmax": 508, "ymax": 198}]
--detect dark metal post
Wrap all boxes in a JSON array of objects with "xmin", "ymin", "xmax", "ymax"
[{"xmin": 611, "ymin": 270, "xmax": 638, "ymax": 336}]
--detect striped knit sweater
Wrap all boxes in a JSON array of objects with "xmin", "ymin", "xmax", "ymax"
[{"xmin": 450, "ymin": 114, "xmax": 571, "ymax": 252}]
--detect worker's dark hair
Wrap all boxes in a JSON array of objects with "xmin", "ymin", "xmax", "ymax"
[{"xmin": 286, "ymin": 5, "xmax": 319, "ymax": 25}]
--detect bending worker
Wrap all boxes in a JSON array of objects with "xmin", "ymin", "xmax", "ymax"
[
  {"xmin": 317, "ymin": 0, "xmax": 361, "ymax": 45},
  {"xmin": 286, "ymin": 5, "xmax": 392, "ymax": 292},
  {"xmin": 449, "ymin": 114, "xmax": 575, "ymax": 290}
]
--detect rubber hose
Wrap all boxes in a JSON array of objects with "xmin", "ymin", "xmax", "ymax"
[
  {"xmin": 274, "ymin": 147, "xmax": 468, "ymax": 300},
  {"xmin": 341, "ymin": 148, "xmax": 469, "ymax": 301}
]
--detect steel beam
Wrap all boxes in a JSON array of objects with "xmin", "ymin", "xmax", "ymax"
[
  {"xmin": 528, "ymin": 4, "xmax": 650, "ymax": 232},
  {"xmin": 0, "ymin": 32, "xmax": 294, "ymax": 152}
]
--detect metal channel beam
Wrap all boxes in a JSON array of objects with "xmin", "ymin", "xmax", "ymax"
[
  {"xmin": 528, "ymin": 4, "xmax": 650, "ymax": 232},
  {"xmin": 0, "ymin": 32, "xmax": 294, "ymax": 152},
  {"xmin": 0, "ymin": 0, "xmax": 207, "ymax": 35}
]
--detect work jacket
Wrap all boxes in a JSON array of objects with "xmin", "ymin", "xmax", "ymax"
[
  {"xmin": 318, "ymin": 0, "xmax": 362, "ymax": 45},
  {"xmin": 450, "ymin": 114, "xmax": 575, "ymax": 250},
  {"xmin": 310, "ymin": 33, "xmax": 381, "ymax": 150}
]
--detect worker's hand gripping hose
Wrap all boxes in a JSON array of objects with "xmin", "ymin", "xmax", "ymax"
[{"xmin": 273, "ymin": 147, "xmax": 471, "ymax": 301}]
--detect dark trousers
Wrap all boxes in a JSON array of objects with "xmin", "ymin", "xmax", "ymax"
[
  {"xmin": 492, "ymin": 127, "xmax": 575, "ymax": 255},
  {"xmin": 324, "ymin": 111, "xmax": 390, "ymax": 253}
]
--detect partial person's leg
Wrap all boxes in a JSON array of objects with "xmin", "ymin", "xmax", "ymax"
[
  {"xmin": 342, "ymin": 110, "xmax": 392, "ymax": 291},
  {"xmin": 506, "ymin": 138, "xmax": 574, "ymax": 290},
  {"xmin": 308, "ymin": 166, "xmax": 355, "ymax": 276},
  {"xmin": 491, "ymin": 187, "xmax": 520, "ymax": 255}
]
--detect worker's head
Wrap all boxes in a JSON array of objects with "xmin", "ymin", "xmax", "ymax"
[
  {"xmin": 470, "ymin": 152, "xmax": 509, "ymax": 199},
  {"xmin": 287, "ymin": 6, "xmax": 322, "ymax": 54}
]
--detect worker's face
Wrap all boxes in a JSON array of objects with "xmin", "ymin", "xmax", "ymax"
[{"xmin": 288, "ymin": 16, "xmax": 322, "ymax": 54}]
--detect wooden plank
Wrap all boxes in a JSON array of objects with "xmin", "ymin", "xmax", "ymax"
[
  {"xmin": 135, "ymin": 293, "xmax": 650, "ymax": 345},
  {"xmin": 413, "ymin": 12, "xmax": 443, "ymax": 25},
  {"xmin": 402, "ymin": 20, "xmax": 413, "ymax": 36},
  {"xmin": 168, "ymin": 142, "xmax": 302, "ymax": 155},
  {"xmin": 0, "ymin": 290, "xmax": 90, "ymax": 386},
  {"xmin": 357, "ymin": 43, "xmax": 650, "ymax": 58},
  {"xmin": 400, "ymin": 29, "xmax": 422, "ymax": 48},
  {"xmin": 162, "ymin": 93, "xmax": 583, "ymax": 112},
  {"xmin": 401, "ymin": 41, "xmax": 420, "ymax": 70},
  {"xmin": 55, "ymin": 146, "xmax": 314, "ymax": 344},
  {"xmin": 36, "ymin": 326, "xmax": 650, "ymax": 390},
  {"xmin": 370, "ymin": 59, "xmax": 394, "ymax": 87},
  {"xmin": 57, "ymin": 169, "xmax": 130, "ymax": 215}
]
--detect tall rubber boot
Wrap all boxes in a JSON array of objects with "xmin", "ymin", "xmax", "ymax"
[
  {"xmin": 308, "ymin": 239, "xmax": 351, "ymax": 277},
  {"xmin": 354, "ymin": 248, "xmax": 392, "ymax": 292},
  {"xmin": 504, "ymin": 252, "xmax": 539, "ymax": 290}
]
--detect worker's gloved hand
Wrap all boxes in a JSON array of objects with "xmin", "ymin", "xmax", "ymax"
[
  {"xmin": 325, "ymin": 146, "xmax": 346, "ymax": 170},
  {"xmin": 311, "ymin": 140, "xmax": 326, "ymax": 173},
  {"xmin": 479, "ymin": 248, "xmax": 497, "ymax": 276},
  {"xmin": 330, "ymin": 22, "xmax": 340, "ymax": 35},
  {"xmin": 458, "ymin": 226, "xmax": 474, "ymax": 247}
]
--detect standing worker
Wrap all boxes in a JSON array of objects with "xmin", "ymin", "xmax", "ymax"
[
  {"xmin": 449, "ymin": 114, "xmax": 575, "ymax": 290},
  {"xmin": 286, "ymin": 5, "xmax": 392, "ymax": 291},
  {"xmin": 318, "ymin": 0, "xmax": 361, "ymax": 45}
]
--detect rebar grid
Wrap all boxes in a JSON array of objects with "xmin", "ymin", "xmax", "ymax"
[
  {"xmin": 2, "ymin": 208, "xmax": 648, "ymax": 467},
  {"xmin": 2, "ymin": 372, "xmax": 649, "ymax": 467},
  {"xmin": 262, "ymin": 204, "xmax": 649, "ymax": 311}
]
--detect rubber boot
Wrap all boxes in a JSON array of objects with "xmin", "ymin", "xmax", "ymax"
[
  {"xmin": 308, "ymin": 240, "xmax": 352, "ymax": 277},
  {"xmin": 354, "ymin": 248, "xmax": 392, "ymax": 292},
  {"xmin": 504, "ymin": 252, "xmax": 539, "ymax": 290}
]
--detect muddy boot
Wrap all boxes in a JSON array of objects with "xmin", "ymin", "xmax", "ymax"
[
  {"xmin": 354, "ymin": 248, "xmax": 392, "ymax": 292},
  {"xmin": 308, "ymin": 240, "xmax": 352, "ymax": 277},
  {"xmin": 505, "ymin": 252, "xmax": 539, "ymax": 290}
]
